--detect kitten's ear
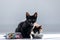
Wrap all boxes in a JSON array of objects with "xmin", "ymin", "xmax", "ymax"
[
  {"xmin": 38, "ymin": 26, "xmax": 42, "ymax": 29},
  {"xmin": 26, "ymin": 12, "xmax": 30, "ymax": 16},
  {"xmin": 34, "ymin": 12, "xmax": 38, "ymax": 17},
  {"xmin": 35, "ymin": 26, "xmax": 37, "ymax": 28}
]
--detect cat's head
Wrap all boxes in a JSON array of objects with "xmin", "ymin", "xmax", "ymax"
[
  {"xmin": 33, "ymin": 25, "xmax": 42, "ymax": 34},
  {"xmin": 31, "ymin": 25, "xmax": 42, "ymax": 38},
  {"xmin": 26, "ymin": 12, "xmax": 37, "ymax": 24}
]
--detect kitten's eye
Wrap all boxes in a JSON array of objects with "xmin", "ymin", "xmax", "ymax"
[
  {"xmin": 33, "ymin": 19, "xmax": 35, "ymax": 21},
  {"xmin": 28, "ymin": 19, "xmax": 31, "ymax": 21}
]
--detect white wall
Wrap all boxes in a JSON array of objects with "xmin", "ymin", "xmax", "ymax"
[{"xmin": 0, "ymin": 0, "xmax": 60, "ymax": 33}]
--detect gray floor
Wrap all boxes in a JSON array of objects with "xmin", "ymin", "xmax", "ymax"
[{"xmin": 0, "ymin": 33, "xmax": 60, "ymax": 40}]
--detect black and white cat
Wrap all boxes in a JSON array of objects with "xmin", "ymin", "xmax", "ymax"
[
  {"xmin": 15, "ymin": 12, "xmax": 37, "ymax": 38},
  {"xmin": 31, "ymin": 24, "xmax": 42, "ymax": 39}
]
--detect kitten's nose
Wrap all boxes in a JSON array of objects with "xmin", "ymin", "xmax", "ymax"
[
  {"xmin": 31, "ymin": 23, "xmax": 33, "ymax": 24},
  {"xmin": 31, "ymin": 23, "xmax": 33, "ymax": 26}
]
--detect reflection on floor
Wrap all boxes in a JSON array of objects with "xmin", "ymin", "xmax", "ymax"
[{"xmin": 43, "ymin": 34, "xmax": 60, "ymax": 39}]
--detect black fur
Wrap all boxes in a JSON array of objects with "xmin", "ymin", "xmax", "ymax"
[{"xmin": 15, "ymin": 12, "xmax": 37, "ymax": 38}]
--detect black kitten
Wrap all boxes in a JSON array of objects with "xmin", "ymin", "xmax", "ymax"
[{"xmin": 15, "ymin": 12, "xmax": 37, "ymax": 38}]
